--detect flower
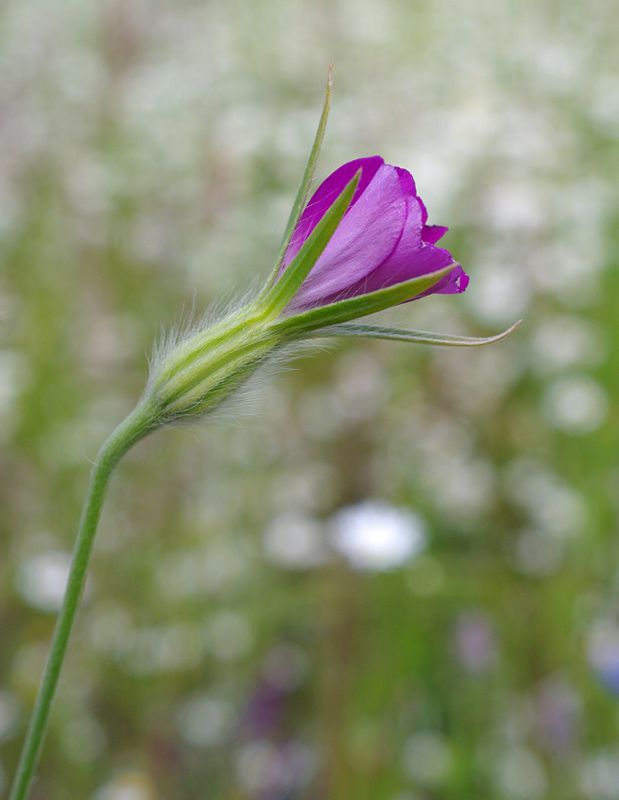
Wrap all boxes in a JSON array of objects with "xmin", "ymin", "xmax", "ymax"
[
  {"xmin": 280, "ymin": 157, "xmax": 468, "ymax": 313},
  {"xmin": 330, "ymin": 500, "xmax": 426, "ymax": 571},
  {"xmin": 145, "ymin": 97, "xmax": 515, "ymax": 426},
  {"xmin": 145, "ymin": 146, "xmax": 510, "ymax": 425},
  {"xmin": 587, "ymin": 620, "xmax": 619, "ymax": 695}
]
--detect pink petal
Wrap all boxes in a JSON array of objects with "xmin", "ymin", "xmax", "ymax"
[
  {"xmin": 282, "ymin": 156, "xmax": 384, "ymax": 268},
  {"xmin": 287, "ymin": 164, "xmax": 407, "ymax": 310},
  {"xmin": 422, "ymin": 225, "xmax": 449, "ymax": 244},
  {"xmin": 293, "ymin": 194, "xmax": 465, "ymax": 308},
  {"xmin": 395, "ymin": 166, "xmax": 417, "ymax": 196}
]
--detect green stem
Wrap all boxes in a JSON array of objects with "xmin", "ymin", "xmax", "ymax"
[{"xmin": 9, "ymin": 401, "xmax": 159, "ymax": 800}]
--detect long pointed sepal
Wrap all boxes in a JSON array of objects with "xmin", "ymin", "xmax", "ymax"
[
  {"xmin": 262, "ymin": 64, "xmax": 334, "ymax": 290},
  {"xmin": 264, "ymin": 170, "xmax": 361, "ymax": 314},
  {"xmin": 307, "ymin": 319, "xmax": 522, "ymax": 346}
]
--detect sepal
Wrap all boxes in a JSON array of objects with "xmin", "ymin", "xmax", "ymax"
[
  {"xmin": 264, "ymin": 171, "xmax": 361, "ymax": 314},
  {"xmin": 308, "ymin": 319, "xmax": 522, "ymax": 346},
  {"xmin": 263, "ymin": 64, "xmax": 333, "ymax": 289},
  {"xmin": 272, "ymin": 263, "xmax": 458, "ymax": 336}
]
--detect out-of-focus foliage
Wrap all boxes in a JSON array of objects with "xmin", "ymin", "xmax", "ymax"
[{"xmin": 1, "ymin": 0, "xmax": 619, "ymax": 797}]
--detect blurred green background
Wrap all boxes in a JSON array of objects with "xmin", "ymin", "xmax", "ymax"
[{"xmin": 1, "ymin": 0, "xmax": 619, "ymax": 798}]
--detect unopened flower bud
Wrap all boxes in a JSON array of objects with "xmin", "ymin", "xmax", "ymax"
[
  {"xmin": 145, "ymin": 302, "xmax": 283, "ymax": 423},
  {"xmin": 138, "ymin": 86, "xmax": 515, "ymax": 430}
]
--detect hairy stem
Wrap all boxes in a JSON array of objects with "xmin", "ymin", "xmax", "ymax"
[{"xmin": 9, "ymin": 401, "xmax": 159, "ymax": 800}]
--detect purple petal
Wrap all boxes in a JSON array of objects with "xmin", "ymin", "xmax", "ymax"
[
  {"xmin": 282, "ymin": 156, "xmax": 384, "ymax": 268},
  {"xmin": 293, "ymin": 191, "xmax": 466, "ymax": 309},
  {"xmin": 280, "ymin": 157, "xmax": 468, "ymax": 313},
  {"xmin": 331, "ymin": 195, "xmax": 452, "ymax": 294},
  {"xmin": 416, "ymin": 194, "xmax": 429, "ymax": 225},
  {"xmin": 287, "ymin": 164, "xmax": 408, "ymax": 310},
  {"xmin": 396, "ymin": 169, "xmax": 448, "ymax": 246},
  {"xmin": 395, "ymin": 166, "xmax": 417, "ymax": 196},
  {"xmin": 422, "ymin": 224, "xmax": 449, "ymax": 244},
  {"xmin": 420, "ymin": 263, "xmax": 469, "ymax": 295}
]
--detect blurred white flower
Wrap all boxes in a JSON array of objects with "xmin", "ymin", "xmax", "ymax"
[
  {"xmin": 581, "ymin": 752, "xmax": 619, "ymax": 800},
  {"xmin": 263, "ymin": 512, "xmax": 327, "ymax": 569},
  {"xmin": 542, "ymin": 374, "xmax": 607, "ymax": 434},
  {"xmin": 483, "ymin": 180, "xmax": 547, "ymax": 231},
  {"xmin": 466, "ymin": 261, "xmax": 531, "ymax": 325},
  {"xmin": 330, "ymin": 501, "xmax": 426, "ymax": 571},
  {"xmin": 176, "ymin": 693, "xmax": 232, "ymax": 748},
  {"xmin": 531, "ymin": 316, "xmax": 604, "ymax": 375},
  {"xmin": 16, "ymin": 551, "xmax": 72, "ymax": 612},
  {"xmin": 505, "ymin": 459, "xmax": 587, "ymax": 537},
  {"xmin": 92, "ymin": 770, "xmax": 156, "ymax": 800},
  {"xmin": 404, "ymin": 731, "xmax": 452, "ymax": 786},
  {"xmin": 496, "ymin": 747, "xmax": 547, "ymax": 799}
]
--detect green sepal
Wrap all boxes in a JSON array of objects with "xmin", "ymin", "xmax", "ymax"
[
  {"xmin": 272, "ymin": 263, "xmax": 458, "ymax": 337},
  {"xmin": 263, "ymin": 170, "xmax": 361, "ymax": 314},
  {"xmin": 307, "ymin": 319, "xmax": 522, "ymax": 346},
  {"xmin": 262, "ymin": 65, "xmax": 333, "ymax": 290}
]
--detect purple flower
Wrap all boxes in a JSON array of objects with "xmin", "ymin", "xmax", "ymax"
[
  {"xmin": 280, "ymin": 156, "xmax": 468, "ymax": 313},
  {"xmin": 453, "ymin": 611, "xmax": 498, "ymax": 674}
]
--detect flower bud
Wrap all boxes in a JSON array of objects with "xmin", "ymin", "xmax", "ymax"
[
  {"xmin": 146, "ymin": 302, "xmax": 283, "ymax": 423},
  {"xmin": 139, "ymin": 87, "xmax": 517, "ymax": 428}
]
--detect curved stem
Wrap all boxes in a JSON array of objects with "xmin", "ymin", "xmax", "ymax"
[{"xmin": 9, "ymin": 401, "xmax": 159, "ymax": 800}]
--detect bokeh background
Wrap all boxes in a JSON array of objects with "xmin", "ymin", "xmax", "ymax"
[{"xmin": 1, "ymin": 0, "xmax": 619, "ymax": 798}]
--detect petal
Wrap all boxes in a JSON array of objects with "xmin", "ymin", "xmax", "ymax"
[
  {"xmin": 418, "ymin": 264, "xmax": 469, "ymax": 295},
  {"xmin": 422, "ymin": 224, "xmax": 449, "ymax": 244},
  {"xmin": 288, "ymin": 164, "xmax": 408, "ymax": 310},
  {"xmin": 351, "ymin": 196, "xmax": 467, "ymax": 298},
  {"xmin": 297, "ymin": 195, "xmax": 465, "ymax": 307},
  {"xmin": 416, "ymin": 195, "xmax": 429, "ymax": 225},
  {"xmin": 345, "ymin": 196, "xmax": 454, "ymax": 291},
  {"xmin": 395, "ymin": 166, "xmax": 417, "ymax": 196},
  {"xmin": 397, "ymin": 168, "xmax": 446, "ymax": 244},
  {"xmin": 282, "ymin": 156, "xmax": 384, "ymax": 268}
]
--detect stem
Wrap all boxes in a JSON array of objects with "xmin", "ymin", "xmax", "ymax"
[{"xmin": 9, "ymin": 401, "xmax": 159, "ymax": 800}]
